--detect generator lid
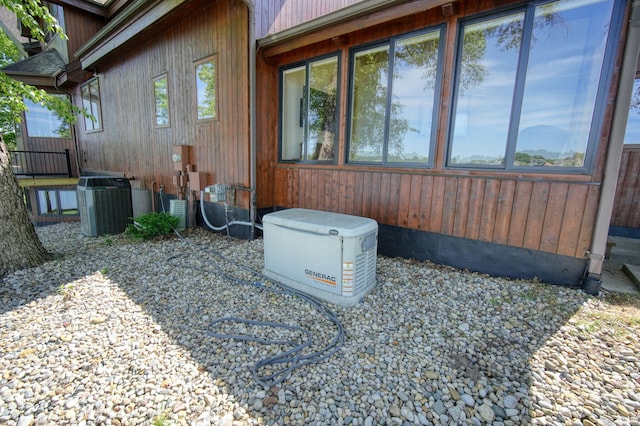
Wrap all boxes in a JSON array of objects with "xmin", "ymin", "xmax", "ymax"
[{"xmin": 263, "ymin": 208, "xmax": 377, "ymax": 237}]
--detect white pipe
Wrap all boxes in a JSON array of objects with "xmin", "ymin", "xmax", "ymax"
[
  {"xmin": 200, "ymin": 191, "xmax": 263, "ymax": 231},
  {"xmin": 587, "ymin": 0, "xmax": 640, "ymax": 279}
]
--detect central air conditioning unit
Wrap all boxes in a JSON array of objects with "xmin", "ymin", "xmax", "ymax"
[{"xmin": 262, "ymin": 208, "xmax": 377, "ymax": 307}]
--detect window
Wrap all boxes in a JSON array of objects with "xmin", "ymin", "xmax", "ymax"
[
  {"xmin": 449, "ymin": 0, "xmax": 620, "ymax": 171},
  {"xmin": 280, "ymin": 54, "xmax": 340, "ymax": 162},
  {"xmin": 348, "ymin": 27, "xmax": 444, "ymax": 166},
  {"xmin": 196, "ymin": 55, "xmax": 217, "ymax": 121},
  {"xmin": 624, "ymin": 78, "xmax": 640, "ymax": 145},
  {"xmin": 24, "ymin": 96, "xmax": 70, "ymax": 138},
  {"xmin": 153, "ymin": 74, "xmax": 170, "ymax": 127},
  {"xmin": 37, "ymin": 189, "xmax": 78, "ymax": 216},
  {"xmin": 80, "ymin": 78, "xmax": 102, "ymax": 132}
]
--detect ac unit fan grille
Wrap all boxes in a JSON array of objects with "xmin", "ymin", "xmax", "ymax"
[{"xmin": 354, "ymin": 245, "xmax": 376, "ymax": 295}]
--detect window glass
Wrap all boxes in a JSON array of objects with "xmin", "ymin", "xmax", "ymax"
[
  {"xmin": 38, "ymin": 190, "xmax": 57, "ymax": 215},
  {"xmin": 450, "ymin": 12, "xmax": 524, "ymax": 165},
  {"xmin": 389, "ymin": 31, "xmax": 441, "ymax": 163},
  {"xmin": 350, "ymin": 45, "xmax": 390, "ymax": 162},
  {"xmin": 153, "ymin": 74, "xmax": 170, "ymax": 127},
  {"xmin": 449, "ymin": 0, "xmax": 617, "ymax": 170},
  {"xmin": 349, "ymin": 27, "xmax": 443, "ymax": 165},
  {"xmin": 24, "ymin": 96, "xmax": 70, "ymax": 138},
  {"xmin": 280, "ymin": 55, "xmax": 339, "ymax": 162},
  {"xmin": 37, "ymin": 189, "xmax": 77, "ymax": 215},
  {"xmin": 81, "ymin": 78, "xmax": 102, "ymax": 132},
  {"xmin": 196, "ymin": 56, "xmax": 217, "ymax": 121},
  {"xmin": 515, "ymin": 0, "xmax": 615, "ymax": 167},
  {"xmin": 624, "ymin": 79, "xmax": 640, "ymax": 145}
]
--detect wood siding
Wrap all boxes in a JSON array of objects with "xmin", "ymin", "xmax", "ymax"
[
  {"xmin": 74, "ymin": 0, "xmax": 250, "ymax": 208},
  {"xmin": 63, "ymin": 7, "xmax": 105, "ymax": 62},
  {"xmin": 17, "ymin": 130, "xmax": 79, "ymax": 177},
  {"xmin": 255, "ymin": 0, "xmax": 365, "ymax": 38},
  {"xmin": 256, "ymin": 0, "xmax": 626, "ymax": 259},
  {"xmin": 611, "ymin": 145, "xmax": 640, "ymax": 229}
]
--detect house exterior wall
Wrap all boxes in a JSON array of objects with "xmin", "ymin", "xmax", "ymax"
[
  {"xmin": 255, "ymin": 0, "xmax": 628, "ymax": 285},
  {"xmin": 255, "ymin": 0, "xmax": 366, "ymax": 38},
  {"xmin": 611, "ymin": 144, "xmax": 640, "ymax": 233},
  {"xmin": 73, "ymin": 0, "xmax": 250, "ymax": 209}
]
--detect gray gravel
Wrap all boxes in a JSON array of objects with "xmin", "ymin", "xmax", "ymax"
[{"xmin": 1, "ymin": 222, "xmax": 639, "ymax": 425}]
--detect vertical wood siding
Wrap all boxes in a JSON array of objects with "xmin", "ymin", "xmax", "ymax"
[
  {"xmin": 264, "ymin": 168, "xmax": 599, "ymax": 258},
  {"xmin": 256, "ymin": 0, "xmax": 623, "ymax": 259},
  {"xmin": 256, "ymin": 0, "xmax": 364, "ymax": 38},
  {"xmin": 611, "ymin": 145, "xmax": 640, "ymax": 229},
  {"xmin": 74, "ymin": 0, "xmax": 249, "ymax": 207}
]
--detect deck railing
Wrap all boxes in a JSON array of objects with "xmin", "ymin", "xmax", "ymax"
[{"xmin": 10, "ymin": 149, "xmax": 73, "ymax": 177}]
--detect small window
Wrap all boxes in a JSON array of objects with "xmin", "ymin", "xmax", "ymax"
[
  {"xmin": 347, "ymin": 27, "xmax": 444, "ymax": 166},
  {"xmin": 624, "ymin": 78, "xmax": 640, "ymax": 145},
  {"xmin": 195, "ymin": 55, "xmax": 217, "ymax": 121},
  {"xmin": 448, "ymin": 0, "xmax": 620, "ymax": 171},
  {"xmin": 37, "ymin": 189, "xmax": 78, "ymax": 216},
  {"xmin": 280, "ymin": 54, "xmax": 340, "ymax": 162},
  {"xmin": 80, "ymin": 77, "xmax": 102, "ymax": 132},
  {"xmin": 153, "ymin": 74, "xmax": 170, "ymax": 127},
  {"xmin": 24, "ymin": 96, "xmax": 70, "ymax": 138}
]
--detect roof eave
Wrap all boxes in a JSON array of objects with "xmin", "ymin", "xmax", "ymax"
[{"xmin": 257, "ymin": 0, "xmax": 453, "ymax": 56}]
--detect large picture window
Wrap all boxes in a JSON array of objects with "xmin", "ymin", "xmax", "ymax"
[
  {"xmin": 348, "ymin": 27, "xmax": 444, "ymax": 166},
  {"xmin": 280, "ymin": 54, "xmax": 340, "ymax": 162},
  {"xmin": 448, "ymin": 0, "xmax": 620, "ymax": 171},
  {"xmin": 24, "ymin": 95, "xmax": 70, "ymax": 138},
  {"xmin": 80, "ymin": 78, "xmax": 102, "ymax": 132}
]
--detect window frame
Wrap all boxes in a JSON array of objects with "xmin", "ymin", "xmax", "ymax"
[
  {"xmin": 278, "ymin": 51, "xmax": 342, "ymax": 164},
  {"xmin": 80, "ymin": 77, "xmax": 103, "ymax": 133},
  {"xmin": 195, "ymin": 54, "xmax": 218, "ymax": 123},
  {"xmin": 345, "ymin": 25, "xmax": 446, "ymax": 168},
  {"xmin": 36, "ymin": 189, "xmax": 78, "ymax": 216},
  {"xmin": 153, "ymin": 73, "xmax": 171, "ymax": 128},
  {"xmin": 446, "ymin": 0, "xmax": 624, "ymax": 174}
]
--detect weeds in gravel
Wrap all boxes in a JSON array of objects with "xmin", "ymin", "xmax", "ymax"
[{"xmin": 572, "ymin": 293, "xmax": 640, "ymax": 338}]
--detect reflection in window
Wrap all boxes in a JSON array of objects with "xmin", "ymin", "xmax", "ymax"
[
  {"xmin": 81, "ymin": 78, "xmax": 102, "ymax": 132},
  {"xmin": 37, "ymin": 189, "xmax": 77, "ymax": 215},
  {"xmin": 349, "ymin": 27, "xmax": 443, "ymax": 165},
  {"xmin": 196, "ymin": 56, "xmax": 217, "ymax": 121},
  {"xmin": 449, "ymin": 0, "xmax": 618, "ymax": 170},
  {"xmin": 153, "ymin": 74, "xmax": 170, "ymax": 127},
  {"xmin": 24, "ymin": 96, "xmax": 70, "ymax": 138},
  {"xmin": 624, "ymin": 79, "xmax": 640, "ymax": 145},
  {"xmin": 280, "ymin": 54, "xmax": 339, "ymax": 162}
]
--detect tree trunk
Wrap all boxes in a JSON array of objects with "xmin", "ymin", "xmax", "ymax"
[{"xmin": 0, "ymin": 135, "xmax": 51, "ymax": 278}]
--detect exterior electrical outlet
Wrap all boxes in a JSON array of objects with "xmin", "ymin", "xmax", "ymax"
[{"xmin": 263, "ymin": 208, "xmax": 378, "ymax": 307}]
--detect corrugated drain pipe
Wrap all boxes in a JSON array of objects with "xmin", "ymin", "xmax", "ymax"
[
  {"xmin": 241, "ymin": 0, "xmax": 258, "ymax": 239},
  {"xmin": 583, "ymin": 0, "xmax": 640, "ymax": 294}
]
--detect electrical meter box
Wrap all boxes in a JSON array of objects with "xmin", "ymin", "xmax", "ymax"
[{"xmin": 263, "ymin": 208, "xmax": 378, "ymax": 307}]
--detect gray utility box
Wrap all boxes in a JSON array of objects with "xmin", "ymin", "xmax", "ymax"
[{"xmin": 77, "ymin": 176, "xmax": 133, "ymax": 237}]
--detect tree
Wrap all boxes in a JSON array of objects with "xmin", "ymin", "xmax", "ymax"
[{"xmin": 0, "ymin": 0, "xmax": 81, "ymax": 277}]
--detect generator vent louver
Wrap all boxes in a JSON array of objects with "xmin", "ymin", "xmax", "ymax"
[{"xmin": 262, "ymin": 209, "xmax": 378, "ymax": 307}]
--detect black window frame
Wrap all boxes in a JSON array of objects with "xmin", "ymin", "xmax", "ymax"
[
  {"xmin": 345, "ymin": 25, "xmax": 446, "ymax": 168},
  {"xmin": 446, "ymin": 0, "xmax": 625, "ymax": 174},
  {"xmin": 278, "ymin": 51, "xmax": 342, "ymax": 164}
]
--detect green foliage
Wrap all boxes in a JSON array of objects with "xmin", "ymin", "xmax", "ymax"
[
  {"xmin": 0, "ymin": 1, "xmax": 89, "ymax": 142},
  {"xmin": 126, "ymin": 213, "xmax": 179, "ymax": 240}
]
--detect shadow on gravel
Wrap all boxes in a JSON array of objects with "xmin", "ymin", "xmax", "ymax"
[
  {"xmin": 6, "ymin": 225, "xmax": 624, "ymax": 424},
  {"xmin": 96, "ymin": 230, "xmax": 595, "ymax": 425}
]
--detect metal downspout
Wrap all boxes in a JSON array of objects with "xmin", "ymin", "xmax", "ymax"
[
  {"xmin": 241, "ymin": 0, "xmax": 257, "ymax": 239},
  {"xmin": 583, "ymin": 0, "xmax": 640, "ymax": 293}
]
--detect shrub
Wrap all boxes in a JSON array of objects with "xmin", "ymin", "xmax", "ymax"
[{"xmin": 126, "ymin": 212, "xmax": 179, "ymax": 240}]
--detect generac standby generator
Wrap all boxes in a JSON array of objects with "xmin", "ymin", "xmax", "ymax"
[{"xmin": 262, "ymin": 208, "xmax": 378, "ymax": 307}]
